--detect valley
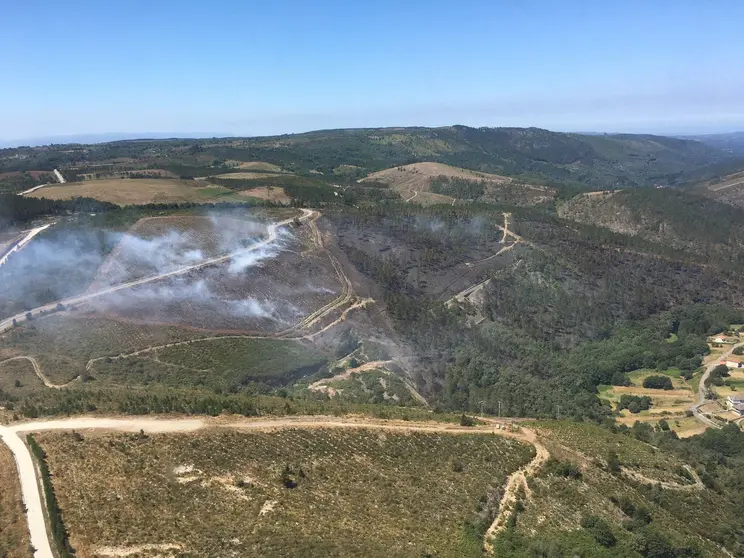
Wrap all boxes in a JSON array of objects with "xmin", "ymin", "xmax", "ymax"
[{"xmin": 2, "ymin": 127, "xmax": 744, "ymax": 557}]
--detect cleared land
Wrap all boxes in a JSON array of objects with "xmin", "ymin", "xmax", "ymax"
[
  {"xmin": 229, "ymin": 161, "xmax": 284, "ymax": 172},
  {"xmin": 238, "ymin": 186, "xmax": 291, "ymax": 203},
  {"xmin": 0, "ymin": 443, "xmax": 31, "ymax": 558},
  {"xmin": 25, "ymin": 179, "xmax": 247, "ymax": 205},
  {"xmin": 209, "ymin": 172, "xmax": 287, "ymax": 180},
  {"xmin": 36, "ymin": 427, "xmax": 533, "ymax": 557},
  {"xmin": 361, "ymin": 162, "xmax": 554, "ymax": 206}
]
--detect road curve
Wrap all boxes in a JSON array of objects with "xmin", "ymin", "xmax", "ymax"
[
  {"xmin": 1, "ymin": 414, "xmax": 534, "ymax": 558},
  {"xmin": 0, "ymin": 356, "xmax": 75, "ymax": 389},
  {"xmin": 0, "ymin": 210, "xmax": 313, "ymax": 335},
  {"xmin": 691, "ymin": 342, "xmax": 744, "ymax": 429},
  {"xmin": 0, "ymin": 224, "xmax": 53, "ymax": 267}
]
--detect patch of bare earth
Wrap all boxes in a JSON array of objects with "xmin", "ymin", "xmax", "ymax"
[{"xmin": 238, "ymin": 186, "xmax": 291, "ymax": 203}]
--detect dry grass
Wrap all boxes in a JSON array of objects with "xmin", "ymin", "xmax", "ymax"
[
  {"xmin": 0, "ymin": 444, "xmax": 31, "ymax": 557},
  {"xmin": 37, "ymin": 428, "xmax": 533, "ymax": 558},
  {"xmin": 25, "ymin": 179, "xmax": 245, "ymax": 206},
  {"xmin": 238, "ymin": 186, "xmax": 291, "ymax": 203},
  {"xmin": 229, "ymin": 161, "xmax": 284, "ymax": 172},
  {"xmin": 209, "ymin": 172, "xmax": 287, "ymax": 180}
]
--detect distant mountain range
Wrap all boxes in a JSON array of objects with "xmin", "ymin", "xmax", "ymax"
[
  {"xmin": 0, "ymin": 132, "xmax": 236, "ymax": 149},
  {"xmin": 676, "ymin": 131, "xmax": 744, "ymax": 156}
]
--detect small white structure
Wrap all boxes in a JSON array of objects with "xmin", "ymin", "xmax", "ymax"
[
  {"xmin": 726, "ymin": 396, "xmax": 744, "ymax": 416},
  {"xmin": 722, "ymin": 358, "xmax": 744, "ymax": 369}
]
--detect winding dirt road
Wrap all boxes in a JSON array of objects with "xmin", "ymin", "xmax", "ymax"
[
  {"xmin": 691, "ymin": 342, "xmax": 744, "ymax": 429},
  {"xmin": 0, "ymin": 415, "xmax": 541, "ymax": 558},
  {"xmin": 483, "ymin": 428, "xmax": 549, "ymax": 554},
  {"xmin": 0, "ymin": 356, "xmax": 77, "ymax": 389}
]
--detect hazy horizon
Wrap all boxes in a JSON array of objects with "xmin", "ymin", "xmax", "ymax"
[{"xmin": 3, "ymin": 0, "xmax": 743, "ymax": 144}]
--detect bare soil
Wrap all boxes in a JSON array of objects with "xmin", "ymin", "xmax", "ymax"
[
  {"xmin": 238, "ymin": 187, "xmax": 291, "ymax": 203},
  {"xmin": 0, "ymin": 443, "xmax": 31, "ymax": 557}
]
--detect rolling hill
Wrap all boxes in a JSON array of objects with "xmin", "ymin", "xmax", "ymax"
[{"xmin": 1, "ymin": 126, "xmax": 734, "ymax": 194}]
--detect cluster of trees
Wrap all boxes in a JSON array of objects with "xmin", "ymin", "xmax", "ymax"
[
  {"xmin": 430, "ymin": 175, "xmax": 486, "ymax": 199},
  {"xmin": 0, "ymin": 194, "xmax": 118, "ymax": 230},
  {"xmin": 643, "ymin": 375, "xmax": 674, "ymax": 390},
  {"xmin": 617, "ymin": 394, "xmax": 652, "ymax": 413}
]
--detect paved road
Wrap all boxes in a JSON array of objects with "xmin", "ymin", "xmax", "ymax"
[
  {"xmin": 691, "ymin": 342, "xmax": 744, "ymax": 428},
  {"xmin": 0, "ymin": 210, "xmax": 311, "ymax": 334},
  {"xmin": 0, "ymin": 224, "xmax": 53, "ymax": 267}
]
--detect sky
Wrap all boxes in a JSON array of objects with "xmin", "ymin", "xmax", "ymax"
[{"xmin": 2, "ymin": 0, "xmax": 744, "ymax": 144}]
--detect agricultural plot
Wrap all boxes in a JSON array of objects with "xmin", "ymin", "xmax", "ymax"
[
  {"xmin": 25, "ymin": 178, "xmax": 247, "ymax": 206},
  {"xmin": 36, "ymin": 428, "xmax": 534, "ymax": 558},
  {"xmin": 306, "ymin": 365, "xmax": 421, "ymax": 406},
  {"xmin": 598, "ymin": 369, "xmax": 695, "ymax": 429},
  {"xmin": 497, "ymin": 422, "xmax": 730, "ymax": 557}
]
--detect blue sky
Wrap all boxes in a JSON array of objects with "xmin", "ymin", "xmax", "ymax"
[{"xmin": 2, "ymin": 0, "xmax": 743, "ymax": 143}]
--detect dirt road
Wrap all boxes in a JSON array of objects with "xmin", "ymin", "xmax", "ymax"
[
  {"xmin": 0, "ymin": 210, "xmax": 313, "ymax": 334},
  {"xmin": 0, "ymin": 414, "xmax": 539, "ymax": 558},
  {"xmin": 0, "ymin": 356, "xmax": 76, "ymax": 389},
  {"xmin": 0, "ymin": 223, "xmax": 53, "ymax": 267},
  {"xmin": 691, "ymin": 342, "xmax": 744, "ymax": 429},
  {"xmin": 483, "ymin": 428, "xmax": 549, "ymax": 554}
]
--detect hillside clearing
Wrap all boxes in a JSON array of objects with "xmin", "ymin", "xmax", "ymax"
[
  {"xmin": 361, "ymin": 162, "xmax": 554, "ymax": 206},
  {"xmin": 25, "ymin": 179, "xmax": 247, "ymax": 205},
  {"xmin": 209, "ymin": 172, "xmax": 288, "ymax": 180}
]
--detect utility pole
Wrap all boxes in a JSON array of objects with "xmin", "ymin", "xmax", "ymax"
[
  {"xmin": 498, "ymin": 400, "xmax": 502, "ymax": 418},
  {"xmin": 556, "ymin": 405, "xmax": 561, "ymax": 420}
]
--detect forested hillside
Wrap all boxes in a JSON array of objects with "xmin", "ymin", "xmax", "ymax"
[{"xmin": 1, "ymin": 126, "xmax": 735, "ymax": 193}]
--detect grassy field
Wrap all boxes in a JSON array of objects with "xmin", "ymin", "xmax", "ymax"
[
  {"xmin": 492, "ymin": 421, "xmax": 732, "ymax": 557},
  {"xmin": 238, "ymin": 186, "xmax": 291, "ymax": 203},
  {"xmin": 25, "ymin": 178, "xmax": 248, "ymax": 205},
  {"xmin": 598, "ymin": 369, "xmax": 695, "ymax": 433},
  {"xmin": 0, "ymin": 444, "xmax": 31, "ymax": 557},
  {"xmin": 37, "ymin": 428, "xmax": 534, "ymax": 557}
]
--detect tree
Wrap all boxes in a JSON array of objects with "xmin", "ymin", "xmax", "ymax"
[
  {"xmin": 580, "ymin": 515, "xmax": 616, "ymax": 547},
  {"xmin": 607, "ymin": 450, "xmax": 621, "ymax": 474},
  {"xmin": 643, "ymin": 375, "xmax": 674, "ymax": 390}
]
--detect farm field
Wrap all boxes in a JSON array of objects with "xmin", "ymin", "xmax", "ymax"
[
  {"xmin": 230, "ymin": 161, "xmax": 285, "ymax": 172},
  {"xmin": 0, "ymin": 444, "xmax": 31, "ymax": 558},
  {"xmin": 598, "ymin": 369, "xmax": 695, "ymax": 433},
  {"xmin": 35, "ymin": 427, "xmax": 534, "ymax": 558},
  {"xmin": 238, "ymin": 186, "xmax": 291, "ymax": 203},
  {"xmin": 209, "ymin": 172, "xmax": 288, "ymax": 180},
  {"xmin": 25, "ymin": 178, "xmax": 248, "ymax": 205}
]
